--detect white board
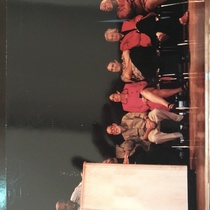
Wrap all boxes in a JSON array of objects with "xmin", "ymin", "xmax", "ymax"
[{"xmin": 81, "ymin": 163, "xmax": 188, "ymax": 210}]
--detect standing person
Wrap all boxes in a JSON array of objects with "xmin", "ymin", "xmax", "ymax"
[
  {"xmin": 100, "ymin": 0, "xmax": 169, "ymax": 19},
  {"xmin": 70, "ymin": 173, "xmax": 83, "ymax": 210}
]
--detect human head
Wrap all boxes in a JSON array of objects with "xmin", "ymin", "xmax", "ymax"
[
  {"xmin": 109, "ymin": 91, "xmax": 121, "ymax": 102},
  {"xmin": 100, "ymin": 0, "xmax": 113, "ymax": 12},
  {"xmin": 103, "ymin": 157, "xmax": 118, "ymax": 163},
  {"xmin": 107, "ymin": 60, "xmax": 122, "ymax": 72},
  {"xmin": 106, "ymin": 123, "xmax": 122, "ymax": 135},
  {"xmin": 55, "ymin": 200, "xmax": 78, "ymax": 210},
  {"xmin": 104, "ymin": 28, "xmax": 122, "ymax": 42}
]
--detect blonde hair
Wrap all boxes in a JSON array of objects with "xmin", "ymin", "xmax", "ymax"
[{"xmin": 104, "ymin": 28, "xmax": 119, "ymax": 42}]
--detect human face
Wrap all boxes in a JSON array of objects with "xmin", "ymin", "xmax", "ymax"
[
  {"xmin": 109, "ymin": 92, "xmax": 121, "ymax": 102},
  {"xmin": 106, "ymin": 123, "xmax": 122, "ymax": 135},
  {"xmin": 103, "ymin": 158, "xmax": 118, "ymax": 163},
  {"xmin": 107, "ymin": 31, "xmax": 121, "ymax": 42},
  {"xmin": 107, "ymin": 60, "xmax": 121, "ymax": 72},
  {"xmin": 100, "ymin": 0, "xmax": 113, "ymax": 11}
]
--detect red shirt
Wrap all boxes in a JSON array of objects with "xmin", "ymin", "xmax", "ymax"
[
  {"xmin": 120, "ymin": 14, "xmax": 154, "ymax": 51},
  {"xmin": 121, "ymin": 82, "xmax": 170, "ymax": 112}
]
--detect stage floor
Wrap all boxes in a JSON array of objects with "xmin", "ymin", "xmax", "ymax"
[{"xmin": 188, "ymin": 1, "xmax": 207, "ymax": 210}]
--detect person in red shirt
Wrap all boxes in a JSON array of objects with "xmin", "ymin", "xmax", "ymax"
[
  {"xmin": 109, "ymin": 81, "xmax": 187, "ymax": 112},
  {"xmin": 104, "ymin": 12, "xmax": 189, "ymax": 51}
]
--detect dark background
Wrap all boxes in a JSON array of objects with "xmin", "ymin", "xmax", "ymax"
[
  {"xmin": 6, "ymin": 1, "xmax": 187, "ymax": 210},
  {"xmin": 6, "ymin": 1, "xmax": 125, "ymax": 210}
]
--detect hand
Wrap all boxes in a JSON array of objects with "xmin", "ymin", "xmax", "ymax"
[
  {"xmin": 146, "ymin": 119, "xmax": 156, "ymax": 130},
  {"xmin": 123, "ymin": 157, "xmax": 129, "ymax": 164},
  {"xmin": 142, "ymin": 97, "xmax": 148, "ymax": 105}
]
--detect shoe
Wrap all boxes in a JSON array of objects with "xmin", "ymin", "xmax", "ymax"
[
  {"xmin": 156, "ymin": 32, "xmax": 169, "ymax": 43},
  {"xmin": 181, "ymin": 81, "xmax": 189, "ymax": 92},
  {"xmin": 179, "ymin": 11, "xmax": 189, "ymax": 25},
  {"xmin": 180, "ymin": 114, "xmax": 189, "ymax": 125},
  {"xmin": 168, "ymin": 103, "xmax": 177, "ymax": 111},
  {"xmin": 180, "ymin": 128, "xmax": 189, "ymax": 140}
]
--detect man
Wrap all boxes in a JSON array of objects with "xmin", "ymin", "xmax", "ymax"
[
  {"xmin": 55, "ymin": 200, "xmax": 79, "ymax": 210},
  {"xmin": 100, "ymin": 0, "xmax": 168, "ymax": 19},
  {"xmin": 70, "ymin": 175, "xmax": 82, "ymax": 209},
  {"xmin": 56, "ymin": 173, "xmax": 82, "ymax": 210},
  {"xmin": 103, "ymin": 140, "xmax": 141, "ymax": 164},
  {"xmin": 103, "ymin": 139, "xmax": 187, "ymax": 165},
  {"xmin": 109, "ymin": 81, "xmax": 184, "ymax": 112},
  {"xmin": 106, "ymin": 109, "xmax": 185, "ymax": 145}
]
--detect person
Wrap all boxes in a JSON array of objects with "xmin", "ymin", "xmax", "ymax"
[
  {"xmin": 70, "ymin": 181, "xmax": 82, "ymax": 209},
  {"xmin": 106, "ymin": 109, "xmax": 186, "ymax": 145},
  {"xmin": 103, "ymin": 140, "xmax": 187, "ymax": 165},
  {"xmin": 55, "ymin": 200, "xmax": 79, "ymax": 210},
  {"xmin": 109, "ymin": 81, "xmax": 187, "ymax": 112},
  {"xmin": 107, "ymin": 58, "xmax": 145, "ymax": 83},
  {"xmin": 69, "ymin": 173, "xmax": 83, "ymax": 210},
  {"xmin": 103, "ymin": 140, "xmax": 143, "ymax": 164},
  {"xmin": 100, "ymin": 0, "xmax": 169, "ymax": 19},
  {"xmin": 107, "ymin": 46, "xmax": 158, "ymax": 83},
  {"xmin": 104, "ymin": 11, "xmax": 189, "ymax": 51},
  {"xmin": 103, "ymin": 157, "xmax": 118, "ymax": 163}
]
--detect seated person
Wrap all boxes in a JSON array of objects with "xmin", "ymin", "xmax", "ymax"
[
  {"xmin": 104, "ymin": 11, "xmax": 189, "ymax": 51},
  {"xmin": 109, "ymin": 81, "xmax": 187, "ymax": 112},
  {"xmin": 103, "ymin": 140, "xmax": 145, "ymax": 164},
  {"xmin": 107, "ymin": 59, "xmax": 145, "ymax": 83},
  {"xmin": 100, "ymin": 0, "xmax": 169, "ymax": 19},
  {"xmin": 107, "ymin": 47, "xmax": 158, "ymax": 83},
  {"xmin": 103, "ymin": 140, "xmax": 188, "ymax": 165},
  {"xmin": 106, "ymin": 109, "xmax": 187, "ymax": 145}
]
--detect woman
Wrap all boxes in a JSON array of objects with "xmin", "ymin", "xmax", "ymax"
[
  {"xmin": 107, "ymin": 47, "xmax": 160, "ymax": 83},
  {"xmin": 100, "ymin": 0, "xmax": 169, "ymax": 19},
  {"xmin": 104, "ymin": 11, "xmax": 189, "ymax": 51},
  {"xmin": 107, "ymin": 57, "xmax": 145, "ymax": 83},
  {"xmin": 109, "ymin": 81, "xmax": 188, "ymax": 111}
]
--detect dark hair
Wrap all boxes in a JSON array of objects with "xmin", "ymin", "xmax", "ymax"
[{"xmin": 56, "ymin": 200, "xmax": 79, "ymax": 210}]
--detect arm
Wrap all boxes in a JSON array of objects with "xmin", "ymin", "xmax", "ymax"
[
  {"xmin": 123, "ymin": 112, "xmax": 148, "ymax": 120},
  {"xmin": 122, "ymin": 140, "xmax": 135, "ymax": 164},
  {"xmin": 117, "ymin": 0, "xmax": 140, "ymax": 19},
  {"xmin": 121, "ymin": 50, "xmax": 133, "ymax": 80},
  {"xmin": 142, "ymin": 118, "xmax": 157, "ymax": 140},
  {"xmin": 141, "ymin": 127, "xmax": 152, "ymax": 140},
  {"xmin": 123, "ymin": 150, "xmax": 131, "ymax": 164}
]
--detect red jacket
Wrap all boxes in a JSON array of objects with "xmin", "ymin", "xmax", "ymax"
[
  {"xmin": 120, "ymin": 13, "xmax": 156, "ymax": 51},
  {"xmin": 121, "ymin": 82, "xmax": 170, "ymax": 112}
]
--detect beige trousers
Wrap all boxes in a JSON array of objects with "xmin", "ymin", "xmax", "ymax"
[{"xmin": 148, "ymin": 109, "xmax": 183, "ymax": 144}]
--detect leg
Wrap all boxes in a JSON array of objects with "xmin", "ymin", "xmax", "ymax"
[
  {"xmin": 148, "ymin": 128, "xmax": 183, "ymax": 144},
  {"xmin": 151, "ymin": 87, "xmax": 182, "ymax": 98},
  {"xmin": 148, "ymin": 109, "xmax": 183, "ymax": 123},
  {"xmin": 141, "ymin": 88, "xmax": 171, "ymax": 108}
]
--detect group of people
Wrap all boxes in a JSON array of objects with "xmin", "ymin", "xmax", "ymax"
[{"xmin": 55, "ymin": 1, "xmax": 190, "ymax": 209}]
